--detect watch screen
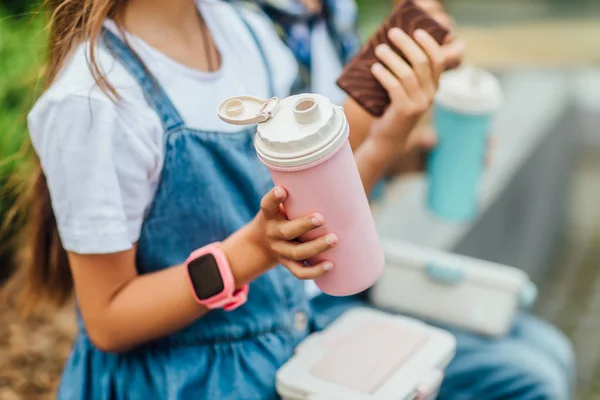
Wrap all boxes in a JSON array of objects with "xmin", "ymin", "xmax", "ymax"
[{"xmin": 188, "ymin": 253, "xmax": 225, "ymax": 301}]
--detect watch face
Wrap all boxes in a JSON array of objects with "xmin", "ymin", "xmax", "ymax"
[{"xmin": 188, "ymin": 253, "xmax": 225, "ymax": 301}]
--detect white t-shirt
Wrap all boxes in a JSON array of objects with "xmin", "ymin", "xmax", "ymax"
[{"xmin": 28, "ymin": 1, "xmax": 344, "ymax": 297}]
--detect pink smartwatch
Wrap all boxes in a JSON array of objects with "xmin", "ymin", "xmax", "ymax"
[{"xmin": 185, "ymin": 243, "xmax": 249, "ymax": 311}]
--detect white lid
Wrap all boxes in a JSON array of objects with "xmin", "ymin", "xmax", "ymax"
[
  {"xmin": 276, "ymin": 308, "xmax": 456, "ymax": 400},
  {"xmin": 217, "ymin": 94, "xmax": 348, "ymax": 168},
  {"xmin": 435, "ymin": 66, "xmax": 504, "ymax": 114},
  {"xmin": 381, "ymin": 240, "xmax": 530, "ymax": 293}
]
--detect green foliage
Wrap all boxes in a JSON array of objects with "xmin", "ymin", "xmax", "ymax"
[
  {"xmin": 0, "ymin": 9, "xmax": 46, "ymax": 280},
  {"xmin": 0, "ymin": 13, "xmax": 45, "ymax": 165},
  {"xmin": 355, "ymin": 0, "xmax": 394, "ymax": 39},
  {"xmin": 0, "ymin": 0, "xmax": 39, "ymax": 17}
]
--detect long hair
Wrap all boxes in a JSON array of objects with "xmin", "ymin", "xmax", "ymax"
[{"xmin": 5, "ymin": 0, "xmax": 124, "ymax": 315}]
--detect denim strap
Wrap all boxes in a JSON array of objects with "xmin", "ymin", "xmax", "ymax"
[
  {"xmin": 101, "ymin": 28, "xmax": 185, "ymax": 132},
  {"xmin": 101, "ymin": 6, "xmax": 275, "ymax": 132}
]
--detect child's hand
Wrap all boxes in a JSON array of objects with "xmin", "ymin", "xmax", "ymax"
[
  {"xmin": 412, "ymin": 0, "xmax": 466, "ymax": 69},
  {"xmin": 258, "ymin": 187, "xmax": 337, "ymax": 280},
  {"xmin": 368, "ymin": 28, "xmax": 444, "ymax": 154},
  {"xmin": 386, "ymin": 123, "xmax": 496, "ymax": 177},
  {"xmin": 413, "ymin": 0, "xmax": 456, "ymax": 31}
]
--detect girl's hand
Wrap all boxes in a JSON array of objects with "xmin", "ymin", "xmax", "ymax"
[
  {"xmin": 368, "ymin": 28, "xmax": 444, "ymax": 153},
  {"xmin": 299, "ymin": 0, "xmax": 322, "ymax": 14},
  {"xmin": 413, "ymin": 0, "xmax": 456, "ymax": 31},
  {"xmin": 410, "ymin": 124, "xmax": 496, "ymax": 169},
  {"xmin": 412, "ymin": 0, "xmax": 466, "ymax": 69},
  {"xmin": 386, "ymin": 123, "xmax": 496, "ymax": 176},
  {"xmin": 258, "ymin": 187, "xmax": 337, "ymax": 280}
]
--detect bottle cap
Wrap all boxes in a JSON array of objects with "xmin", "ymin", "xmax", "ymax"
[
  {"xmin": 435, "ymin": 66, "xmax": 504, "ymax": 114},
  {"xmin": 217, "ymin": 94, "xmax": 348, "ymax": 168}
]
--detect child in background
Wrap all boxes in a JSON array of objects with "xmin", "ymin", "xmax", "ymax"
[
  {"xmin": 250, "ymin": 1, "xmax": 575, "ymax": 399},
  {"xmin": 10, "ymin": 0, "xmax": 447, "ymax": 398}
]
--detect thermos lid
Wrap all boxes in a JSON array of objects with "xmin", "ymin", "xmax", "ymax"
[
  {"xmin": 217, "ymin": 94, "xmax": 348, "ymax": 168},
  {"xmin": 435, "ymin": 66, "xmax": 504, "ymax": 114}
]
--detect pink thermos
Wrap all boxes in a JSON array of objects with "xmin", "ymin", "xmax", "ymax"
[{"xmin": 218, "ymin": 94, "xmax": 384, "ymax": 296}]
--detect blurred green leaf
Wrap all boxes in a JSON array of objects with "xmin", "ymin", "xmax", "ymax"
[
  {"xmin": 0, "ymin": 0, "xmax": 38, "ymax": 16},
  {"xmin": 0, "ymin": 10, "xmax": 45, "ymax": 165},
  {"xmin": 0, "ymin": 8, "xmax": 45, "ymax": 280}
]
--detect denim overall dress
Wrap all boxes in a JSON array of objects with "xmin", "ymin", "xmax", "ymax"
[{"xmin": 57, "ymin": 9, "xmax": 363, "ymax": 400}]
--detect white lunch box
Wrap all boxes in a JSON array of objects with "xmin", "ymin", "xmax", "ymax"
[
  {"xmin": 276, "ymin": 308, "xmax": 456, "ymax": 400},
  {"xmin": 370, "ymin": 241, "xmax": 538, "ymax": 337}
]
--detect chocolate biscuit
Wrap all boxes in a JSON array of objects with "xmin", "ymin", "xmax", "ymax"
[{"xmin": 336, "ymin": 0, "xmax": 449, "ymax": 117}]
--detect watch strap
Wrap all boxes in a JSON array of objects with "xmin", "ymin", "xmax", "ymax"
[
  {"xmin": 186, "ymin": 243, "xmax": 249, "ymax": 311},
  {"xmin": 224, "ymin": 284, "xmax": 250, "ymax": 311}
]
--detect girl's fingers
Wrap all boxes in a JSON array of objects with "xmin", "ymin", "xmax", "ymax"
[
  {"xmin": 260, "ymin": 187, "xmax": 287, "ymax": 219},
  {"xmin": 438, "ymin": 14, "xmax": 457, "ymax": 31},
  {"xmin": 441, "ymin": 38, "xmax": 466, "ymax": 70},
  {"xmin": 271, "ymin": 234, "xmax": 338, "ymax": 262},
  {"xmin": 280, "ymin": 259, "xmax": 333, "ymax": 280},
  {"xmin": 374, "ymin": 44, "xmax": 420, "ymax": 97},
  {"xmin": 371, "ymin": 63, "xmax": 408, "ymax": 102},
  {"xmin": 413, "ymin": 29, "xmax": 445, "ymax": 87},
  {"xmin": 388, "ymin": 28, "xmax": 434, "ymax": 95},
  {"xmin": 413, "ymin": 0, "xmax": 456, "ymax": 29},
  {"xmin": 415, "ymin": 0, "xmax": 456, "ymax": 30},
  {"xmin": 270, "ymin": 213, "xmax": 324, "ymax": 240},
  {"xmin": 299, "ymin": 0, "xmax": 322, "ymax": 14},
  {"xmin": 414, "ymin": 0, "xmax": 440, "ymax": 14},
  {"xmin": 418, "ymin": 129, "xmax": 438, "ymax": 149},
  {"xmin": 406, "ymin": 125, "xmax": 437, "ymax": 151}
]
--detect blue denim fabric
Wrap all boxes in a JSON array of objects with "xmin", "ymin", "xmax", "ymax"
[
  {"xmin": 59, "ymin": 13, "xmax": 312, "ymax": 400},
  {"xmin": 439, "ymin": 313, "xmax": 574, "ymax": 400},
  {"xmin": 311, "ymin": 295, "xmax": 575, "ymax": 400},
  {"xmin": 57, "ymin": 10, "xmax": 574, "ymax": 400}
]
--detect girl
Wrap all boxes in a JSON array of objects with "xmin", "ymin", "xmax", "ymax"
[
  {"xmin": 237, "ymin": 2, "xmax": 576, "ymax": 399},
  {"xmin": 12, "ymin": 0, "xmax": 444, "ymax": 398}
]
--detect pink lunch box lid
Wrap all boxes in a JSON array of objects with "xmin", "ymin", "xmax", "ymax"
[{"xmin": 276, "ymin": 308, "xmax": 456, "ymax": 399}]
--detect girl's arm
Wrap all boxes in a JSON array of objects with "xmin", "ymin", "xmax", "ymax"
[
  {"xmin": 346, "ymin": 1, "xmax": 465, "ymax": 184},
  {"xmin": 69, "ymin": 221, "xmax": 271, "ymax": 353},
  {"xmin": 346, "ymin": 98, "xmax": 375, "ymax": 152},
  {"xmin": 346, "ymin": 28, "xmax": 445, "ymax": 194},
  {"xmin": 70, "ymin": 189, "xmax": 333, "ymax": 353}
]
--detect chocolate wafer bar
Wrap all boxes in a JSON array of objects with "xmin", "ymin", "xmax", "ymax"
[{"xmin": 336, "ymin": 0, "xmax": 449, "ymax": 117}]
